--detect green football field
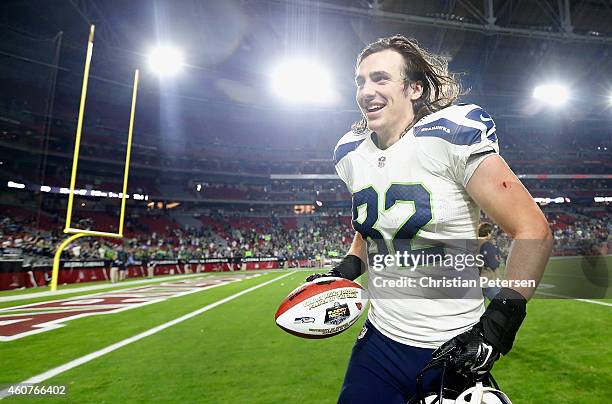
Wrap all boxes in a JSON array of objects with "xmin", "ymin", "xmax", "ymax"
[{"xmin": 0, "ymin": 256, "xmax": 610, "ymax": 403}]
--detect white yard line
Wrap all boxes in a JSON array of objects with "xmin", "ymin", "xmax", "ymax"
[
  {"xmin": 0, "ymin": 270, "xmax": 288, "ymax": 303},
  {"xmin": 0, "ymin": 274, "xmax": 204, "ymax": 303},
  {"xmin": 535, "ymin": 291, "xmax": 612, "ymax": 307},
  {"xmin": 0, "ymin": 272, "xmax": 294, "ymax": 400}
]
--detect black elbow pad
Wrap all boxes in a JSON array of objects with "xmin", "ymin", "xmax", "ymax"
[
  {"xmin": 333, "ymin": 254, "xmax": 367, "ymax": 281},
  {"xmin": 480, "ymin": 287, "xmax": 527, "ymax": 355}
]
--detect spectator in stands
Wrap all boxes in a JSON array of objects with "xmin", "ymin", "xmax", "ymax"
[
  {"xmin": 117, "ymin": 245, "xmax": 127, "ymax": 281},
  {"xmin": 478, "ymin": 223, "xmax": 502, "ymax": 300}
]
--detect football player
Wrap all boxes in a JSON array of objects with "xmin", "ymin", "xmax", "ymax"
[{"xmin": 307, "ymin": 35, "xmax": 552, "ymax": 403}]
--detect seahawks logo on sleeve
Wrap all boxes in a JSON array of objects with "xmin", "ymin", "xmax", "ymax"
[
  {"xmin": 465, "ymin": 107, "xmax": 497, "ymax": 142},
  {"xmin": 413, "ymin": 104, "xmax": 497, "ymax": 145}
]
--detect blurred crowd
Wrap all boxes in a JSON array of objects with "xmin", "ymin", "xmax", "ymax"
[
  {"xmin": 483, "ymin": 209, "xmax": 610, "ymax": 259},
  {"xmin": 0, "ymin": 213, "xmax": 355, "ymax": 265},
  {"xmin": 1, "ymin": 205, "xmax": 609, "ymax": 266}
]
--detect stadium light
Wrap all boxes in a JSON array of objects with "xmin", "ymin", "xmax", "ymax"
[
  {"xmin": 148, "ymin": 46, "xmax": 184, "ymax": 76},
  {"xmin": 271, "ymin": 58, "xmax": 338, "ymax": 105},
  {"xmin": 7, "ymin": 181, "xmax": 25, "ymax": 189},
  {"xmin": 533, "ymin": 84, "xmax": 569, "ymax": 106}
]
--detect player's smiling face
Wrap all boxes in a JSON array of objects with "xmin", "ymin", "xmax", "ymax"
[{"xmin": 355, "ymin": 49, "xmax": 420, "ymax": 139}]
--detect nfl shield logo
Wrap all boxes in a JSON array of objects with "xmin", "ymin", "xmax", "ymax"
[{"xmin": 378, "ymin": 156, "xmax": 386, "ymax": 168}]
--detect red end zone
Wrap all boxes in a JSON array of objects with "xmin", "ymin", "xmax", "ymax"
[{"xmin": 0, "ymin": 274, "xmax": 258, "ymax": 341}]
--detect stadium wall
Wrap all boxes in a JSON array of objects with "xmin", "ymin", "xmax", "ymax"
[{"xmin": 0, "ymin": 258, "xmax": 301, "ymax": 290}]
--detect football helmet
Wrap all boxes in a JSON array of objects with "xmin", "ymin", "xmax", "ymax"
[{"xmin": 408, "ymin": 358, "xmax": 511, "ymax": 404}]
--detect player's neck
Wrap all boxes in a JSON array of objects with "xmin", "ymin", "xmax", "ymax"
[{"xmin": 375, "ymin": 118, "xmax": 414, "ymax": 149}]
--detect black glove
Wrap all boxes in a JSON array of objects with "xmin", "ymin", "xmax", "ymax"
[
  {"xmin": 305, "ymin": 254, "xmax": 366, "ymax": 282},
  {"xmin": 305, "ymin": 268, "xmax": 342, "ymax": 283},
  {"xmin": 432, "ymin": 287, "xmax": 527, "ymax": 378},
  {"xmin": 432, "ymin": 323, "xmax": 499, "ymax": 379}
]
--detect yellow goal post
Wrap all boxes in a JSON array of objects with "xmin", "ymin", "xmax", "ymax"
[{"xmin": 50, "ymin": 25, "xmax": 139, "ymax": 291}]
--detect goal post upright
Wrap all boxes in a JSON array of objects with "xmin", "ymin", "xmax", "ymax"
[{"xmin": 51, "ymin": 25, "xmax": 140, "ymax": 291}]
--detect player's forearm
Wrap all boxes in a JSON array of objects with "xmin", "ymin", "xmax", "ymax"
[
  {"xmin": 347, "ymin": 232, "xmax": 368, "ymax": 265},
  {"xmin": 466, "ymin": 156, "xmax": 553, "ymax": 299},
  {"xmin": 503, "ymin": 225, "xmax": 553, "ymax": 300}
]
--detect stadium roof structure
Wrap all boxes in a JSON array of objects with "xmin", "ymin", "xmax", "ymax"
[{"xmin": 272, "ymin": 0, "xmax": 612, "ymax": 43}]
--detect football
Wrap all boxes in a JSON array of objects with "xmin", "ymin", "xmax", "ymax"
[{"xmin": 275, "ymin": 277, "xmax": 368, "ymax": 338}]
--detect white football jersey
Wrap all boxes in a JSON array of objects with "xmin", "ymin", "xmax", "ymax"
[{"xmin": 334, "ymin": 104, "xmax": 499, "ymax": 349}]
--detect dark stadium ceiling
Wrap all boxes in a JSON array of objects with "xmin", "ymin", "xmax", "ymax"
[
  {"xmin": 4, "ymin": 0, "xmax": 612, "ymax": 45},
  {"xmin": 1, "ymin": 0, "xmax": 612, "ymax": 128}
]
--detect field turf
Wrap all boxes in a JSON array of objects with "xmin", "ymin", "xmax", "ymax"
[{"xmin": 1, "ymin": 257, "xmax": 610, "ymax": 403}]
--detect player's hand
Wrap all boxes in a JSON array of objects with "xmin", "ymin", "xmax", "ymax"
[
  {"xmin": 432, "ymin": 287, "xmax": 526, "ymax": 379},
  {"xmin": 305, "ymin": 269, "xmax": 341, "ymax": 283},
  {"xmin": 432, "ymin": 324, "xmax": 499, "ymax": 379},
  {"xmin": 305, "ymin": 255, "xmax": 366, "ymax": 283}
]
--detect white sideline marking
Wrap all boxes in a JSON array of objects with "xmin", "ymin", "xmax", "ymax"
[
  {"xmin": 549, "ymin": 254, "xmax": 612, "ymax": 260},
  {"xmin": 542, "ymin": 273, "xmax": 610, "ymax": 280},
  {"xmin": 536, "ymin": 291, "xmax": 612, "ymax": 307},
  {"xmin": 0, "ymin": 272, "xmax": 294, "ymax": 399},
  {"xmin": 0, "ymin": 270, "xmax": 289, "ymax": 303},
  {"xmin": 0, "ymin": 273, "xmax": 205, "ymax": 303}
]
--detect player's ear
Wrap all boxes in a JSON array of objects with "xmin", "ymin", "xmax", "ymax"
[{"xmin": 408, "ymin": 81, "xmax": 424, "ymax": 101}]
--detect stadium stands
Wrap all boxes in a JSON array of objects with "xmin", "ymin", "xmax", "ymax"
[{"xmin": 1, "ymin": 202, "xmax": 608, "ymax": 269}]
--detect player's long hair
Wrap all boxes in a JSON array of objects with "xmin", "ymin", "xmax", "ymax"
[{"xmin": 352, "ymin": 35, "xmax": 464, "ymax": 133}]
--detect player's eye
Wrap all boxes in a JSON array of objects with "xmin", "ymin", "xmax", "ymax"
[{"xmin": 373, "ymin": 74, "xmax": 389, "ymax": 83}]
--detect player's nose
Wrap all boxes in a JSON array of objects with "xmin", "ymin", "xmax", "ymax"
[
  {"xmin": 358, "ymin": 88, "xmax": 376, "ymax": 108},
  {"xmin": 359, "ymin": 81, "xmax": 377, "ymax": 98}
]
